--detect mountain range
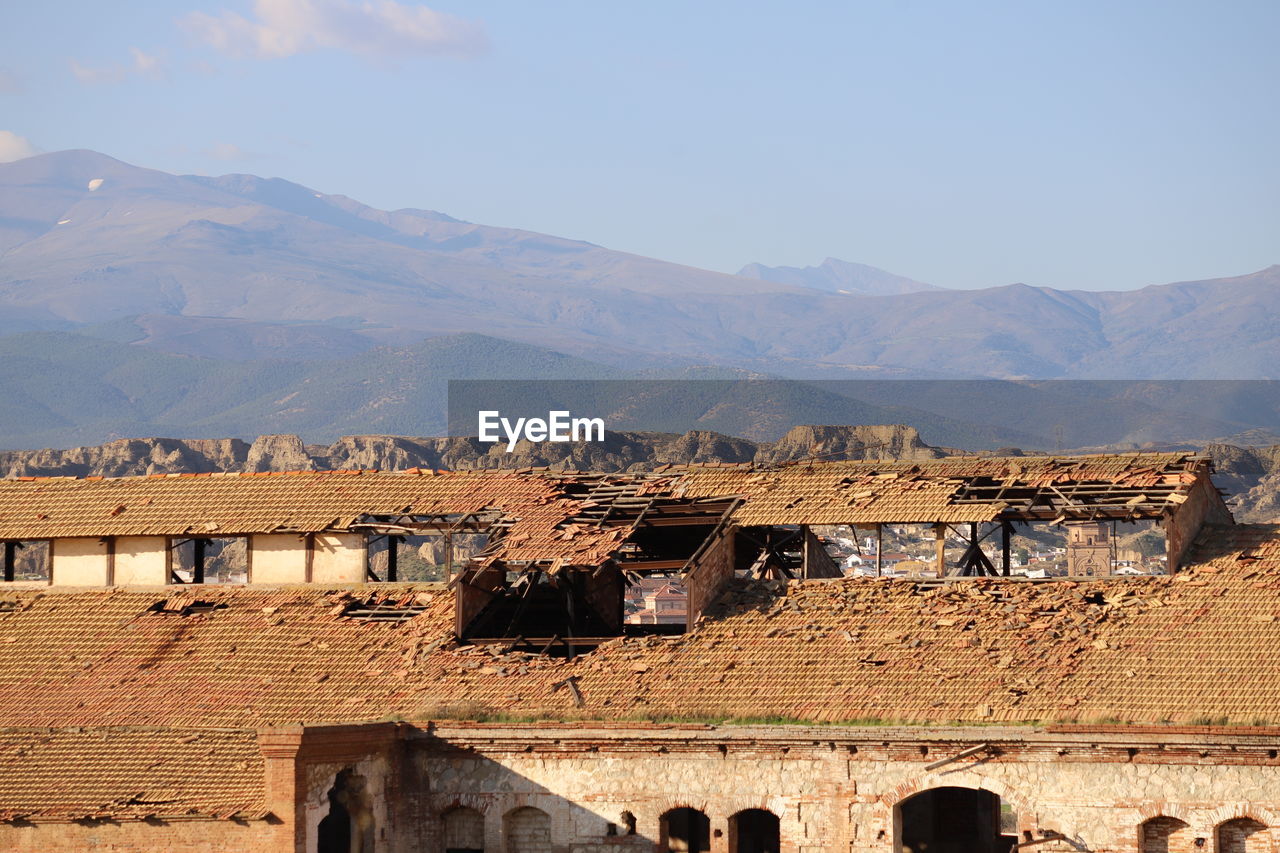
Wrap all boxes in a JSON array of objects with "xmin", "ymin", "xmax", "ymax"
[
  {"xmin": 737, "ymin": 257, "xmax": 942, "ymax": 296},
  {"xmin": 0, "ymin": 149, "xmax": 1276, "ymax": 449}
]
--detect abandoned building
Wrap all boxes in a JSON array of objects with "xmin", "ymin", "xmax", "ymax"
[{"xmin": 0, "ymin": 451, "xmax": 1276, "ymax": 853}]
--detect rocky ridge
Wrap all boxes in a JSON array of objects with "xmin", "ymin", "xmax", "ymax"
[{"xmin": 0, "ymin": 425, "xmax": 941, "ymax": 478}]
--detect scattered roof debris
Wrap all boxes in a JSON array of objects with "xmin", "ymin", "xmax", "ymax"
[{"xmin": 0, "ymin": 523, "xmax": 1275, "ymax": 733}]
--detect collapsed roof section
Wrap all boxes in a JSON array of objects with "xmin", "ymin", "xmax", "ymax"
[
  {"xmin": 0, "ymin": 452, "xmax": 1222, "ymax": 560},
  {"xmin": 675, "ymin": 453, "xmax": 1214, "ymax": 526},
  {"xmin": 0, "ymin": 452, "xmax": 1230, "ymax": 650},
  {"xmin": 0, "ymin": 524, "xmax": 1276, "ymax": 733}
]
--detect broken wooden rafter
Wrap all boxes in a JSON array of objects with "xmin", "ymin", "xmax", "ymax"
[{"xmin": 923, "ymin": 742, "xmax": 993, "ymax": 770}]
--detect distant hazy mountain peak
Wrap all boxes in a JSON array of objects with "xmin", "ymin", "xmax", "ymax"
[
  {"xmin": 738, "ymin": 257, "xmax": 942, "ymax": 296},
  {"xmin": 389, "ymin": 207, "xmax": 467, "ymax": 225}
]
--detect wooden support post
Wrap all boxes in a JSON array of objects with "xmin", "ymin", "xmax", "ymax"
[
  {"xmin": 964, "ymin": 522, "xmax": 980, "ymax": 577},
  {"xmin": 193, "ymin": 538, "xmax": 207, "ymax": 584},
  {"xmin": 875, "ymin": 525, "xmax": 883, "ymax": 578},
  {"xmin": 1001, "ymin": 521, "xmax": 1012, "ymax": 577},
  {"xmin": 387, "ymin": 535, "xmax": 399, "ymax": 582},
  {"xmin": 444, "ymin": 532, "xmax": 454, "ymax": 581},
  {"xmin": 935, "ymin": 524, "xmax": 947, "ymax": 578},
  {"xmin": 3, "ymin": 541, "xmax": 15, "ymax": 582}
]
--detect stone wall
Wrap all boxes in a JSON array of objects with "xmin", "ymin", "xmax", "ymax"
[
  {"xmin": 7, "ymin": 722, "xmax": 1280, "ymax": 852},
  {"xmin": 406, "ymin": 723, "xmax": 1280, "ymax": 853}
]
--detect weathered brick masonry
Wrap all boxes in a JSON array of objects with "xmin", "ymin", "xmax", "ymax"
[{"xmin": 0, "ymin": 454, "xmax": 1274, "ymax": 852}]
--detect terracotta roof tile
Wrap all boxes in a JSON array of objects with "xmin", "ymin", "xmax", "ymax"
[
  {"xmin": 0, "ymin": 727, "xmax": 266, "ymax": 821},
  {"xmin": 0, "ymin": 522, "xmax": 1277, "ymax": 730},
  {"xmin": 0, "ymin": 453, "xmax": 1203, "ymax": 542}
]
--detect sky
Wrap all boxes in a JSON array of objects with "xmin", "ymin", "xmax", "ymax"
[{"xmin": 0, "ymin": 0, "xmax": 1276, "ymax": 291}]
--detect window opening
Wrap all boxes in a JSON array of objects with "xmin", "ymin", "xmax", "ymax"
[
  {"xmin": 897, "ymin": 787, "xmax": 1012, "ymax": 853},
  {"xmin": 170, "ymin": 537, "xmax": 247, "ymax": 584},
  {"xmin": 661, "ymin": 808, "xmax": 711, "ymax": 853},
  {"xmin": 729, "ymin": 809, "xmax": 779, "ymax": 853},
  {"xmin": 1, "ymin": 540, "xmax": 49, "ymax": 583},
  {"xmin": 317, "ymin": 769, "xmax": 374, "ymax": 853},
  {"xmin": 367, "ymin": 532, "xmax": 489, "ymax": 582}
]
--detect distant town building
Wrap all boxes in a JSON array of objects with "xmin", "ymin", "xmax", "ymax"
[{"xmin": 1066, "ymin": 521, "xmax": 1113, "ymax": 576}]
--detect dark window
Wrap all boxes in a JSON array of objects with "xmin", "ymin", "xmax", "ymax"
[
  {"xmin": 661, "ymin": 808, "xmax": 711, "ymax": 853},
  {"xmin": 729, "ymin": 809, "xmax": 779, "ymax": 853},
  {"xmin": 898, "ymin": 787, "xmax": 1010, "ymax": 853}
]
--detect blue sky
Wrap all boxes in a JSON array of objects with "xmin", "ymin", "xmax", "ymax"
[{"xmin": 1, "ymin": 0, "xmax": 1276, "ymax": 290}]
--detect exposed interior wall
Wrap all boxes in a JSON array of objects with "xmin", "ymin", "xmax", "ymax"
[
  {"xmin": 802, "ymin": 526, "xmax": 843, "ymax": 578},
  {"xmin": 583, "ymin": 565, "xmax": 625, "ymax": 634},
  {"xmin": 303, "ymin": 755, "xmax": 393, "ymax": 853},
  {"xmin": 1166, "ymin": 472, "xmax": 1236, "ymax": 572},
  {"xmin": 312, "ymin": 533, "xmax": 367, "ymax": 584},
  {"xmin": 455, "ymin": 564, "xmax": 504, "ymax": 636},
  {"xmin": 50, "ymin": 537, "xmax": 110, "ymax": 586},
  {"xmin": 113, "ymin": 536, "xmax": 168, "ymax": 586},
  {"xmin": 251, "ymin": 533, "xmax": 309, "ymax": 584},
  {"xmin": 684, "ymin": 527, "xmax": 735, "ymax": 629}
]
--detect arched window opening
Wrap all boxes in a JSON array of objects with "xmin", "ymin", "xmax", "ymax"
[
  {"xmin": 1217, "ymin": 818, "xmax": 1269, "ymax": 853},
  {"xmin": 730, "ymin": 808, "xmax": 779, "ymax": 853},
  {"xmin": 317, "ymin": 769, "xmax": 375, "ymax": 853},
  {"xmin": 443, "ymin": 806, "xmax": 485, "ymax": 853},
  {"xmin": 1141, "ymin": 816, "xmax": 1193, "ymax": 853},
  {"xmin": 661, "ymin": 808, "xmax": 711, "ymax": 853},
  {"xmin": 897, "ymin": 786, "xmax": 1012, "ymax": 853},
  {"xmin": 504, "ymin": 806, "xmax": 551, "ymax": 853}
]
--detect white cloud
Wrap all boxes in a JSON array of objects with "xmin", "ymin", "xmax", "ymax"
[
  {"xmin": 182, "ymin": 0, "xmax": 485, "ymax": 60},
  {"xmin": 204, "ymin": 142, "xmax": 259, "ymax": 161},
  {"xmin": 0, "ymin": 131, "xmax": 40, "ymax": 163},
  {"xmin": 70, "ymin": 47, "xmax": 166, "ymax": 85},
  {"xmin": 129, "ymin": 47, "xmax": 164, "ymax": 77}
]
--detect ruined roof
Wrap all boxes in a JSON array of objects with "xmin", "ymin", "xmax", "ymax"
[
  {"xmin": 677, "ymin": 452, "xmax": 1208, "ymax": 525},
  {"xmin": 0, "ymin": 453, "xmax": 1209, "ymax": 557},
  {"xmin": 0, "ymin": 468, "xmax": 554, "ymax": 539},
  {"xmin": 0, "ymin": 468, "xmax": 650, "ymax": 567},
  {"xmin": 0, "ymin": 523, "xmax": 1279, "ymax": 731},
  {"xmin": 0, "ymin": 727, "xmax": 267, "ymax": 821}
]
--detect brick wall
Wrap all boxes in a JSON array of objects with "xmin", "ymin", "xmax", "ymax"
[
  {"xmin": 506, "ymin": 806, "xmax": 554, "ymax": 853},
  {"xmin": 0, "ymin": 818, "xmax": 277, "ymax": 852},
  {"xmin": 685, "ymin": 528, "xmax": 734, "ymax": 629},
  {"xmin": 8, "ymin": 722, "xmax": 1280, "ymax": 852},
  {"xmin": 413, "ymin": 724, "xmax": 1280, "ymax": 853}
]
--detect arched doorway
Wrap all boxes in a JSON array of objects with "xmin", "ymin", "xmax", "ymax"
[
  {"xmin": 1217, "ymin": 818, "xmax": 1268, "ymax": 853},
  {"xmin": 504, "ymin": 807, "xmax": 551, "ymax": 853},
  {"xmin": 730, "ymin": 808, "xmax": 779, "ymax": 853},
  {"xmin": 898, "ymin": 786, "xmax": 1012, "ymax": 853},
  {"xmin": 1141, "ymin": 816, "xmax": 1192, "ymax": 853},
  {"xmin": 317, "ymin": 769, "xmax": 375, "ymax": 853},
  {"xmin": 661, "ymin": 807, "xmax": 711, "ymax": 853},
  {"xmin": 442, "ymin": 806, "xmax": 485, "ymax": 853}
]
